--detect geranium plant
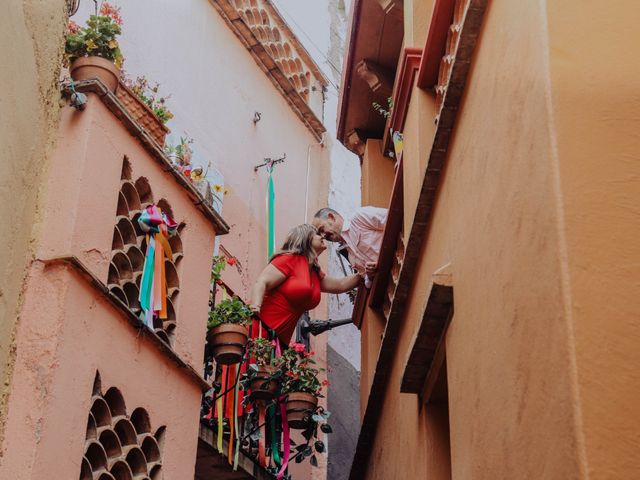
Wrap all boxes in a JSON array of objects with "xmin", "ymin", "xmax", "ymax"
[
  {"xmin": 122, "ymin": 75, "xmax": 174, "ymax": 124},
  {"xmin": 248, "ymin": 337, "xmax": 275, "ymax": 366},
  {"xmin": 276, "ymin": 343, "xmax": 332, "ymax": 468},
  {"xmin": 207, "ymin": 296, "xmax": 252, "ymax": 329},
  {"xmin": 65, "ymin": 2, "xmax": 124, "ymax": 68},
  {"xmin": 276, "ymin": 343, "xmax": 324, "ymax": 396}
]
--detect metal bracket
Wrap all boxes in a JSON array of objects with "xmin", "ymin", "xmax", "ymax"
[{"xmin": 254, "ymin": 154, "xmax": 286, "ymax": 172}]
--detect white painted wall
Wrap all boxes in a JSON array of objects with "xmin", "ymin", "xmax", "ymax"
[{"xmin": 272, "ymin": 0, "xmax": 362, "ymax": 369}]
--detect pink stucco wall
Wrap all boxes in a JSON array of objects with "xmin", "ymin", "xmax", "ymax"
[
  {"xmin": 38, "ymin": 97, "xmax": 216, "ymax": 369},
  {"xmin": 0, "ymin": 93, "xmax": 217, "ymax": 479}
]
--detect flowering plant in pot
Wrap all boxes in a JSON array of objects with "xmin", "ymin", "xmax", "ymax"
[
  {"xmin": 240, "ymin": 337, "xmax": 281, "ymax": 401},
  {"xmin": 121, "ymin": 75, "xmax": 173, "ymax": 124},
  {"xmin": 276, "ymin": 343, "xmax": 330, "ymax": 428},
  {"xmin": 275, "ymin": 343, "xmax": 332, "ymax": 468},
  {"xmin": 207, "ymin": 297, "xmax": 252, "ymax": 365},
  {"xmin": 65, "ymin": 2, "xmax": 124, "ymax": 92}
]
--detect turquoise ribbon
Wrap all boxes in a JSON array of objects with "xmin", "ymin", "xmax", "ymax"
[{"xmin": 267, "ymin": 164, "xmax": 275, "ymax": 258}]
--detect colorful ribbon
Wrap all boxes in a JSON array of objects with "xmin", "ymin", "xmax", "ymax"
[
  {"xmin": 266, "ymin": 162, "xmax": 276, "ymax": 258},
  {"xmin": 138, "ymin": 205, "xmax": 177, "ymax": 328}
]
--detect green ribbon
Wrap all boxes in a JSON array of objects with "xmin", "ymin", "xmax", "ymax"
[
  {"xmin": 267, "ymin": 164, "xmax": 275, "ymax": 258},
  {"xmin": 264, "ymin": 166, "xmax": 281, "ymax": 466}
]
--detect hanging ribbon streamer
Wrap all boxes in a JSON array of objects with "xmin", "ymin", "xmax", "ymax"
[
  {"xmin": 273, "ymin": 338, "xmax": 289, "ymax": 479},
  {"xmin": 227, "ymin": 364, "xmax": 237, "ymax": 465},
  {"xmin": 233, "ymin": 371, "xmax": 241, "ymax": 470},
  {"xmin": 266, "ymin": 162, "xmax": 276, "ymax": 258},
  {"xmin": 138, "ymin": 205, "xmax": 177, "ymax": 328}
]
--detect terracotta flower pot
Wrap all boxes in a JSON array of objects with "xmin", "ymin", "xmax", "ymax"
[
  {"xmin": 70, "ymin": 56, "xmax": 120, "ymax": 92},
  {"xmin": 285, "ymin": 392, "xmax": 318, "ymax": 429},
  {"xmin": 115, "ymin": 83, "xmax": 170, "ymax": 147},
  {"xmin": 249, "ymin": 365, "xmax": 280, "ymax": 400},
  {"xmin": 207, "ymin": 323, "xmax": 248, "ymax": 365}
]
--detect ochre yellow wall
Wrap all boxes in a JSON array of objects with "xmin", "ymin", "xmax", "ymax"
[
  {"xmin": 547, "ymin": 0, "xmax": 640, "ymax": 476},
  {"xmin": 362, "ymin": 139, "xmax": 395, "ymax": 208},
  {"xmin": 356, "ymin": 0, "xmax": 639, "ymax": 477},
  {"xmin": 0, "ymin": 0, "xmax": 66, "ymax": 443}
]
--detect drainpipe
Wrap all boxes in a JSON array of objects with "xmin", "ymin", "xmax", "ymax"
[{"xmin": 304, "ymin": 133, "xmax": 326, "ymax": 222}]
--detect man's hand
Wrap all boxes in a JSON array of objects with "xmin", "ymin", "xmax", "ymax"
[
  {"xmin": 365, "ymin": 262, "xmax": 378, "ymax": 276},
  {"xmin": 248, "ymin": 304, "xmax": 261, "ymax": 317}
]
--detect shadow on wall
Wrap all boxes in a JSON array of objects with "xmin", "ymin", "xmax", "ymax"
[{"xmin": 327, "ymin": 344, "xmax": 360, "ymax": 480}]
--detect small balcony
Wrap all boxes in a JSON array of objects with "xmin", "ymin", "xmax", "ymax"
[{"xmin": 196, "ymin": 280, "xmax": 330, "ymax": 480}]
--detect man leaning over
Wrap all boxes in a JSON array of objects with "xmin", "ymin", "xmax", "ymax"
[{"xmin": 312, "ymin": 206, "xmax": 387, "ymax": 287}]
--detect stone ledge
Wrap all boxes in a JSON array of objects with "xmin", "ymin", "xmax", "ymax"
[
  {"xmin": 39, "ymin": 256, "xmax": 211, "ymax": 392},
  {"xmin": 61, "ymin": 79, "xmax": 230, "ymax": 236}
]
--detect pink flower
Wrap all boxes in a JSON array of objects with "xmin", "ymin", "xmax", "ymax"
[
  {"xmin": 68, "ymin": 20, "xmax": 80, "ymax": 33},
  {"xmin": 294, "ymin": 343, "xmax": 306, "ymax": 353},
  {"xmin": 322, "ymin": 379, "xmax": 330, "ymax": 386}
]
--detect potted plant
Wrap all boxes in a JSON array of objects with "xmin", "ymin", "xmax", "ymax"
[
  {"xmin": 241, "ymin": 337, "xmax": 280, "ymax": 401},
  {"xmin": 65, "ymin": 2, "xmax": 124, "ymax": 92},
  {"xmin": 276, "ymin": 343, "xmax": 327, "ymax": 429},
  {"xmin": 118, "ymin": 75, "xmax": 172, "ymax": 146},
  {"xmin": 206, "ymin": 296, "xmax": 252, "ymax": 365}
]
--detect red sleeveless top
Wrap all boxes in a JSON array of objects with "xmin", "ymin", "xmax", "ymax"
[{"xmin": 259, "ymin": 254, "xmax": 324, "ymax": 344}]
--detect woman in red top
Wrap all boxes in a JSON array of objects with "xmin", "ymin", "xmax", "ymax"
[{"xmin": 250, "ymin": 224, "xmax": 361, "ymax": 344}]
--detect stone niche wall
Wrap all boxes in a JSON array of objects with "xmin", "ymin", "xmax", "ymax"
[
  {"xmin": 108, "ymin": 158, "xmax": 184, "ymax": 347},
  {"xmin": 80, "ymin": 372, "xmax": 165, "ymax": 480}
]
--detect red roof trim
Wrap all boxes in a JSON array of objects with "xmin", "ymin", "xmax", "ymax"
[
  {"xmin": 336, "ymin": 0, "xmax": 364, "ymax": 143},
  {"xmin": 382, "ymin": 47, "xmax": 423, "ymax": 152}
]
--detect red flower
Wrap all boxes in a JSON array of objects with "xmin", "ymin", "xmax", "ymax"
[
  {"xmin": 322, "ymin": 379, "xmax": 330, "ymax": 386},
  {"xmin": 68, "ymin": 20, "xmax": 80, "ymax": 33},
  {"xmin": 226, "ymin": 257, "xmax": 237, "ymax": 266},
  {"xmin": 99, "ymin": 2, "xmax": 123, "ymax": 25}
]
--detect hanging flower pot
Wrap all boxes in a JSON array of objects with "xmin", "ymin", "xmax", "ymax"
[
  {"xmin": 70, "ymin": 56, "xmax": 121, "ymax": 92},
  {"xmin": 249, "ymin": 365, "xmax": 280, "ymax": 400},
  {"xmin": 207, "ymin": 296, "xmax": 252, "ymax": 365},
  {"xmin": 65, "ymin": 3, "xmax": 124, "ymax": 93},
  {"xmin": 285, "ymin": 391, "xmax": 318, "ymax": 429},
  {"xmin": 206, "ymin": 323, "xmax": 248, "ymax": 365}
]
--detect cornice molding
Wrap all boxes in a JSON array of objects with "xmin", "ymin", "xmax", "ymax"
[{"xmin": 208, "ymin": 0, "xmax": 327, "ymax": 141}]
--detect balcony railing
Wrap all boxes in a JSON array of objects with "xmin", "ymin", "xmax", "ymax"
[{"xmin": 199, "ymin": 281, "xmax": 329, "ymax": 479}]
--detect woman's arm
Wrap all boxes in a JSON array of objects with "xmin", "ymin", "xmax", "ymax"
[
  {"xmin": 320, "ymin": 274, "xmax": 362, "ymax": 294},
  {"xmin": 249, "ymin": 264, "xmax": 288, "ymax": 313}
]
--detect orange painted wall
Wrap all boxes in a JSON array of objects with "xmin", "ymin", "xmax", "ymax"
[
  {"xmin": 353, "ymin": 0, "xmax": 640, "ymax": 477},
  {"xmin": 547, "ymin": 1, "xmax": 640, "ymax": 476}
]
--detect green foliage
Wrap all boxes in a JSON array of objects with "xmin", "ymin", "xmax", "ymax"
[
  {"xmin": 247, "ymin": 337, "xmax": 275, "ymax": 366},
  {"xmin": 207, "ymin": 296, "xmax": 252, "ymax": 329},
  {"xmin": 65, "ymin": 14, "xmax": 123, "ymax": 67},
  {"xmin": 210, "ymin": 255, "xmax": 227, "ymax": 284},
  {"xmin": 372, "ymin": 96, "xmax": 394, "ymax": 119}
]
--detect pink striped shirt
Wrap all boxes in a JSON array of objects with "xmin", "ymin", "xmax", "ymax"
[{"xmin": 340, "ymin": 206, "xmax": 388, "ymax": 275}]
